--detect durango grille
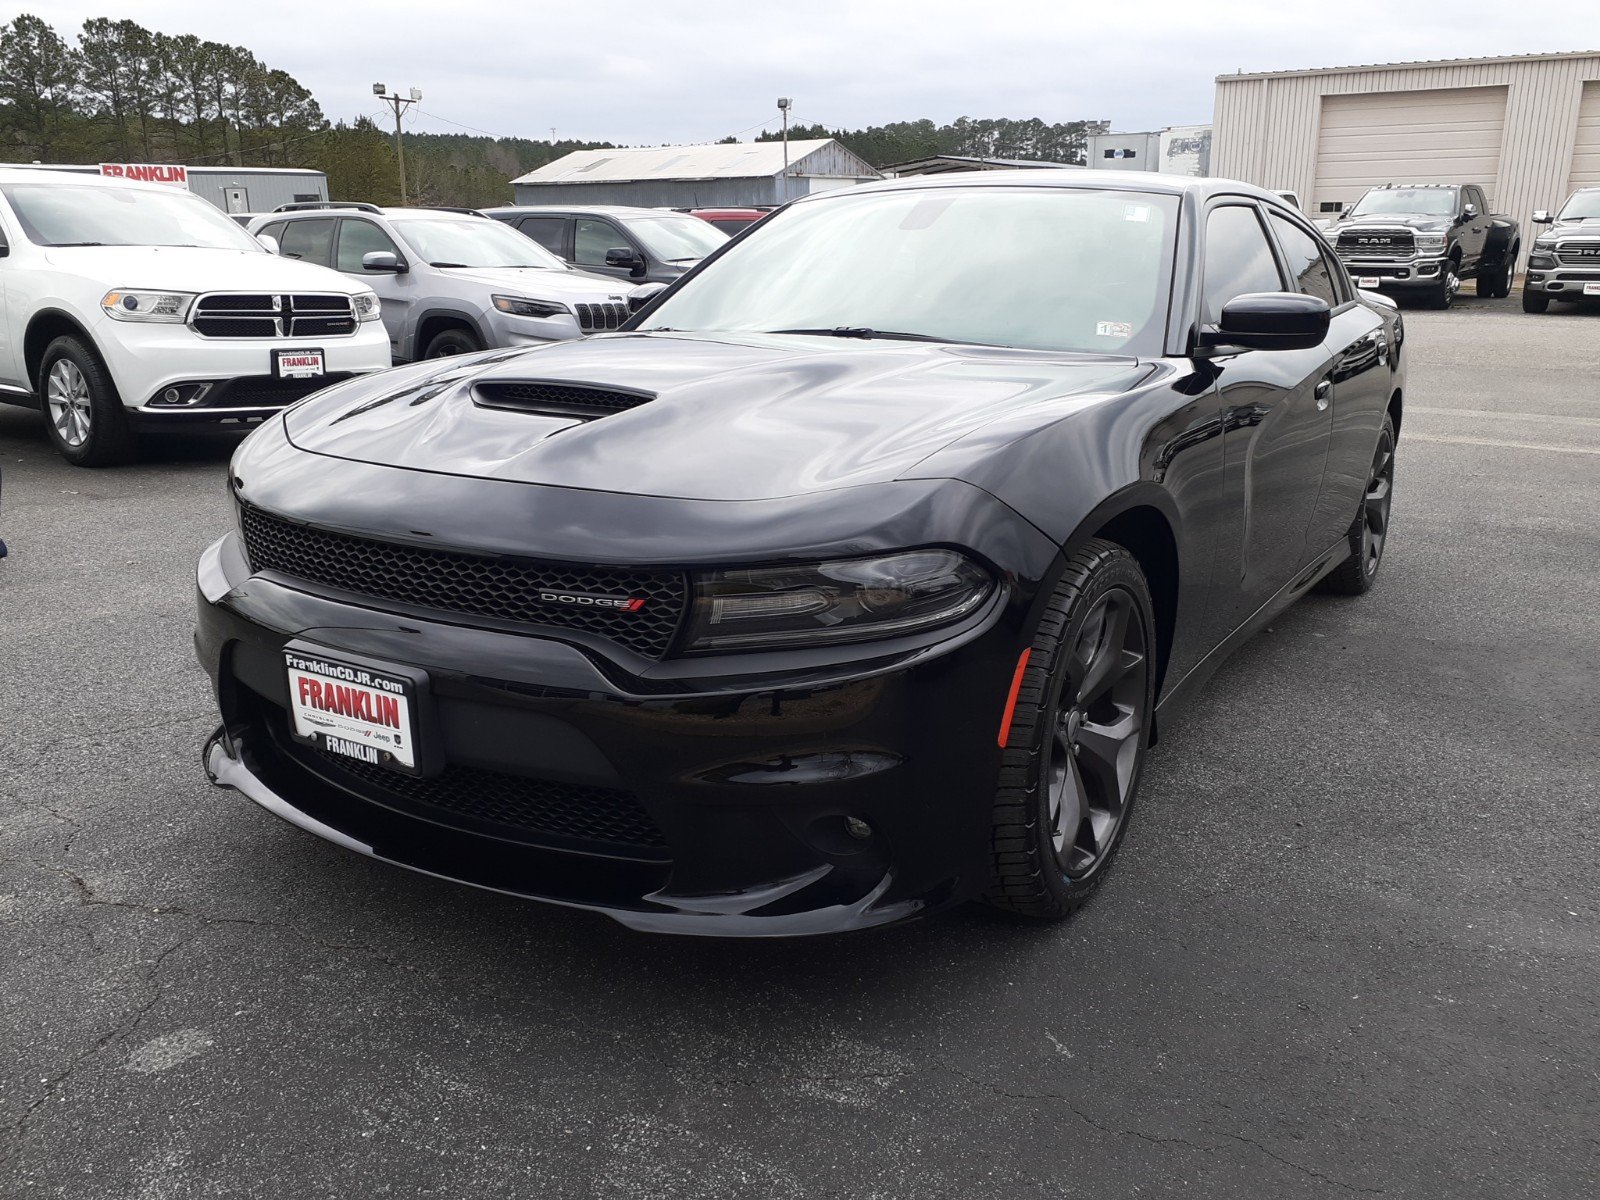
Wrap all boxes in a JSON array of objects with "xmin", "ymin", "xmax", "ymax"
[
  {"xmin": 1554, "ymin": 241, "xmax": 1600, "ymax": 267},
  {"xmin": 1336, "ymin": 229, "xmax": 1416, "ymax": 257},
  {"xmin": 293, "ymin": 731, "xmax": 669, "ymax": 854},
  {"xmin": 192, "ymin": 293, "xmax": 358, "ymax": 339},
  {"xmin": 472, "ymin": 381, "xmax": 654, "ymax": 418},
  {"xmin": 239, "ymin": 505, "xmax": 687, "ymax": 658},
  {"xmin": 575, "ymin": 302, "xmax": 628, "ymax": 332}
]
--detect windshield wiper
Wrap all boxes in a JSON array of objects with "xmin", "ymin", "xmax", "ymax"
[
  {"xmin": 429, "ymin": 261, "xmax": 473, "ymax": 268},
  {"xmin": 764, "ymin": 327, "xmax": 958, "ymax": 344},
  {"xmin": 49, "ymin": 241, "xmax": 107, "ymax": 247}
]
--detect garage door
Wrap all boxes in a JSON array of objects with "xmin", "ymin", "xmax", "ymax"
[
  {"xmin": 1567, "ymin": 81, "xmax": 1600, "ymax": 191},
  {"xmin": 1314, "ymin": 86, "xmax": 1508, "ymax": 213}
]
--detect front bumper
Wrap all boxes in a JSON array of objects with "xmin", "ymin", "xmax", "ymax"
[
  {"xmin": 1523, "ymin": 264, "xmax": 1600, "ymax": 296},
  {"xmin": 1336, "ymin": 256, "xmax": 1450, "ymax": 291},
  {"xmin": 195, "ymin": 507, "xmax": 1048, "ymax": 936}
]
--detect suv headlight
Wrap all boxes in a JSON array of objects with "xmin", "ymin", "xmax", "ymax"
[
  {"xmin": 492, "ymin": 294, "xmax": 569, "ymax": 319},
  {"xmin": 101, "ymin": 289, "xmax": 195, "ymax": 322},
  {"xmin": 352, "ymin": 292, "xmax": 381, "ymax": 322},
  {"xmin": 1412, "ymin": 233, "xmax": 1447, "ymax": 252},
  {"xmin": 682, "ymin": 549, "xmax": 994, "ymax": 653}
]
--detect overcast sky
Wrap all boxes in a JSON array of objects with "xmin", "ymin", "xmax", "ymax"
[{"xmin": 32, "ymin": 1, "xmax": 1600, "ymax": 143}]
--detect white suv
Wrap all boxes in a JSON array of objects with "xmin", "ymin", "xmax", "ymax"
[{"xmin": 0, "ymin": 169, "xmax": 391, "ymax": 466}]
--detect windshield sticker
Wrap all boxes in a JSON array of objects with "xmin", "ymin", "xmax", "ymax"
[
  {"xmin": 1096, "ymin": 320, "xmax": 1134, "ymax": 339},
  {"xmin": 1123, "ymin": 204, "xmax": 1152, "ymax": 223}
]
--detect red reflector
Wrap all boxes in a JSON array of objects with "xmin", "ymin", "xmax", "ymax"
[{"xmin": 996, "ymin": 648, "xmax": 1032, "ymax": 749}]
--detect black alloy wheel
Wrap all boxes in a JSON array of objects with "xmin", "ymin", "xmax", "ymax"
[
  {"xmin": 985, "ymin": 539, "xmax": 1156, "ymax": 919},
  {"xmin": 1477, "ymin": 251, "xmax": 1515, "ymax": 299},
  {"xmin": 424, "ymin": 328, "xmax": 483, "ymax": 359},
  {"xmin": 1522, "ymin": 290, "xmax": 1550, "ymax": 314},
  {"xmin": 1319, "ymin": 415, "xmax": 1395, "ymax": 596}
]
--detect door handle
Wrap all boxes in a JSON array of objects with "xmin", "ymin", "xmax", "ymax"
[{"xmin": 1314, "ymin": 379, "xmax": 1332, "ymax": 411}]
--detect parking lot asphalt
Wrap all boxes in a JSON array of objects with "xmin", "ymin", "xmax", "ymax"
[{"xmin": 1, "ymin": 294, "xmax": 1597, "ymax": 1199}]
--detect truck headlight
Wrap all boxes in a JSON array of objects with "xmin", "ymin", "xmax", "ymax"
[
  {"xmin": 352, "ymin": 292, "xmax": 381, "ymax": 322},
  {"xmin": 682, "ymin": 549, "xmax": 994, "ymax": 652},
  {"xmin": 492, "ymin": 294, "xmax": 569, "ymax": 319},
  {"xmin": 1412, "ymin": 234, "xmax": 1446, "ymax": 252},
  {"xmin": 101, "ymin": 289, "xmax": 195, "ymax": 322}
]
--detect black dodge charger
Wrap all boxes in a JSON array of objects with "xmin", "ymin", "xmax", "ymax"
[{"xmin": 197, "ymin": 172, "xmax": 1403, "ymax": 936}]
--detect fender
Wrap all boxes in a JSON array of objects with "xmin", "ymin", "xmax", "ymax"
[
  {"xmin": 12, "ymin": 306, "xmax": 105, "ymax": 406},
  {"xmin": 406, "ymin": 304, "xmax": 494, "ymax": 362}
]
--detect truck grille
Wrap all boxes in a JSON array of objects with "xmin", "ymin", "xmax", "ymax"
[
  {"xmin": 1335, "ymin": 229, "xmax": 1415, "ymax": 257},
  {"xmin": 1554, "ymin": 241, "xmax": 1600, "ymax": 267},
  {"xmin": 239, "ymin": 505, "xmax": 688, "ymax": 658},
  {"xmin": 192, "ymin": 293, "xmax": 358, "ymax": 338},
  {"xmin": 574, "ymin": 302, "xmax": 628, "ymax": 333}
]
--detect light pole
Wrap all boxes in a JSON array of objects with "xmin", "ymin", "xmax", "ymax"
[
  {"xmin": 777, "ymin": 97, "xmax": 791, "ymax": 203},
  {"xmin": 373, "ymin": 84, "xmax": 422, "ymax": 204}
]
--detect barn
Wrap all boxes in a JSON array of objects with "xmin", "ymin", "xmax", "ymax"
[{"xmin": 510, "ymin": 140, "xmax": 880, "ymax": 208}]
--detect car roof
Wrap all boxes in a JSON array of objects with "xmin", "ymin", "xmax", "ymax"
[
  {"xmin": 483, "ymin": 204, "xmax": 698, "ymax": 218},
  {"xmin": 811, "ymin": 168, "xmax": 1288, "ymax": 204},
  {"xmin": 267, "ymin": 206, "xmax": 485, "ymax": 222},
  {"xmin": 0, "ymin": 166, "xmax": 195, "ymax": 194}
]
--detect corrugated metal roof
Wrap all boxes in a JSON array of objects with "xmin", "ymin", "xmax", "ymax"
[
  {"xmin": 511, "ymin": 140, "xmax": 843, "ymax": 184},
  {"xmin": 1219, "ymin": 49, "xmax": 1600, "ymax": 82},
  {"xmin": 883, "ymin": 155, "xmax": 1081, "ymax": 175}
]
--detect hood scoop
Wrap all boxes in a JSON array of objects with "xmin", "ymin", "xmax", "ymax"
[{"xmin": 471, "ymin": 380, "xmax": 655, "ymax": 420}]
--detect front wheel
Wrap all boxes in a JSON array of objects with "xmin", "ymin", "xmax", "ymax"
[
  {"xmin": 984, "ymin": 540, "xmax": 1156, "ymax": 920},
  {"xmin": 39, "ymin": 336, "xmax": 138, "ymax": 467},
  {"xmin": 1318, "ymin": 415, "xmax": 1395, "ymax": 596},
  {"xmin": 1521, "ymin": 291, "xmax": 1550, "ymax": 314},
  {"xmin": 423, "ymin": 327, "xmax": 483, "ymax": 359},
  {"xmin": 1427, "ymin": 263, "xmax": 1461, "ymax": 309}
]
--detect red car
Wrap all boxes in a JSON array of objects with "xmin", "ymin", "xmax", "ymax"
[{"xmin": 684, "ymin": 207, "xmax": 770, "ymax": 236}]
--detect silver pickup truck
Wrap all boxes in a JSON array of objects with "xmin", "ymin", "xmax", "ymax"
[{"xmin": 1523, "ymin": 187, "xmax": 1600, "ymax": 313}]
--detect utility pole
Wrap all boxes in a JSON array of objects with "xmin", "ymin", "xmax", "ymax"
[
  {"xmin": 373, "ymin": 84, "xmax": 422, "ymax": 204},
  {"xmin": 777, "ymin": 97, "xmax": 791, "ymax": 203}
]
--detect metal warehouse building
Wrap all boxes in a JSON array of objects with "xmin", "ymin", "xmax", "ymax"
[
  {"xmin": 511, "ymin": 140, "xmax": 880, "ymax": 208},
  {"xmin": 1213, "ymin": 50, "xmax": 1600, "ymax": 258}
]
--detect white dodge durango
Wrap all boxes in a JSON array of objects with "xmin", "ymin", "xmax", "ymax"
[{"xmin": 0, "ymin": 169, "xmax": 391, "ymax": 466}]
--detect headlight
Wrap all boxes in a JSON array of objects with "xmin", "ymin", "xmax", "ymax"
[
  {"xmin": 101, "ymin": 289, "xmax": 195, "ymax": 322},
  {"xmin": 682, "ymin": 549, "xmax": 994, "ymax": 653},
  {"xmin": 352, "ymin": 292, "xmax": 381, "ymax": 322},
  {"xmin": 1534, "ymin": 237, "xmax": 1558, "ymax": 249},
  {"xmin": 1412, "ymin": 233, "xmax": 1447, "ymax": 252},
  {"xmin": 492, "ymin": 294, "xmax": 569, "ymax": 319}
]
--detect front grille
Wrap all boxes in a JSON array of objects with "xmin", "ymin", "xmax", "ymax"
[
  {"xmin": 240, "ymin": 505, "xmax": 688, "ymax": 658},
  {"xmin": 295, "ymin": 734, "xmax": 668, "ymax": 854},
  {"xmin": 473, "ymin": 381, "xmax": 654, "ymax": 418},
  {"xmin": 192, "ymin": 293, "xmax": 358, "ymax": 338},
  {"xmin": 1336, "ymin": 229, "xmax": 1415, "ymax": 257},
  {"xmin": 574, "ymin": 302, "xmax": 628, "ymax": 333},
  {"xmin": 208, "ymin": 374, "xmax": 352, "ymax": 409},
  {"xmin": 1554, "ymin": 241, "xmax": 1600, "ymax": 267}
]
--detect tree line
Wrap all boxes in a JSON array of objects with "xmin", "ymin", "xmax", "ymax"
[{"xmin": 754, "ymin": 117, "xmax": 1111, "ymax": 169}]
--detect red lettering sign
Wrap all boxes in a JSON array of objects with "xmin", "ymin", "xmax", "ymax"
[{"xmin": 99, "ymin": 163, "xmax": 189, "ymax": 188}]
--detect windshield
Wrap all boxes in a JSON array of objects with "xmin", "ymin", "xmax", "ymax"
[
  {"xmin": 639, "ymin": 187, "xmax": 1178, "ymax": 355},
  {"xmin": 394, "ymin": 218, "xmax": 566, "ymax": 268},
  {"xmin": 622, "ymin": 214, "xmax": 728, "ymax": 262},
  {"xmin": 1, "ymin": 183, "xmax": 265, "ymax": 250},
  {"xmin": 1557, "ymin": 191, "xmax": 1600, "ymax": 221},
  {"xmin": 1348, "ymin": 187, "xmax": 1459, "ymax": 217}
]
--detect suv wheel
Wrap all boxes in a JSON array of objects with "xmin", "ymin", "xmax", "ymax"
[
  {"xmin": 1521, "ymin": 290, "xmax": 1550, "ymax": 314},
  {"xmin": 40, "ymin": 336, "xmax": 138, "ymax": 467},
  {"xmin": 423, "ymin": 328, "xmax": 483, "ymax": 358}
]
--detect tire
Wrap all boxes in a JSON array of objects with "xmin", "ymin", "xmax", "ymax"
[
  {"xmin": 422, "ymin": 327, "xmax": 482, "ymax": 359},
  {"xmin": 1318, "ymin": 415, "xmax": 1395, "ymax": 596},
  {"xmin": 1476, "ymin": 251, "xmax": 1514, "ymax": 299},
  {"xmin": 984, "ymin": 539, "xmax": 1156, "ymax": 920},
  {"xmin": 1521, "ymin": 291, "xmax": 1550, "ymax": 314},
  {"xmin": 1427, "ymin": 262, "xmax": 1460, "ymax": 309},
  {"xmin": 38, "ymin": 336, "xmax": 138, "ymax": 467}
]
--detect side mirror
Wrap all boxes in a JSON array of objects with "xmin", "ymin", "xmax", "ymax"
[
  {"xmin": 605, "ymin": 246, "xmax": 644, "ymax": 273},
  {"xmin": 255, "ymin": 233, "xmax": 280, "ymax": 255},
  {"xmin": 362, "ymin": 250, "xmax": 406, "ymax": 273},
  {"xmin": 1201, "ymin": 292, "xmax": 1330, "ymax": 354},
  {"xmin": 627, "ymin": 282, "xmax": 668, "ymax": 314},
  {"xmin": 1532, "ymin": 210, "xmax": 1553, "ymax": 224},
  {"xmin": 1461, "ymin": 204, "xmax": 1479, "ymax": 221}
]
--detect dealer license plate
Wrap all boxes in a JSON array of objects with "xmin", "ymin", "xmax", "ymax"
[
  {"xmin": 1358, "ymin": 276, "xmax": 1382, "ymax": 289},
  {"xmin": 284, "ymin": 649, "xmax": 418, "ymax": 771},
  {"xmin": 1585, "ymin": 282, "xmax": 1600, "ymax": 296},
  {"xmin": 273, "ymin": 348, "xmax": 325, "ymax": 379}
]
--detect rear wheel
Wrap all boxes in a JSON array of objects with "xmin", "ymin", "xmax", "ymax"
[
  {"xmin": 1521, "ymin": 291, "xmax": 1550, "ymax": 314},
  {"xmin": 984, "ymin": 540, "xmax": 1156, "ymax": 920},
  {"xmin": 1476, "ymin": 250, "xmax": 1514, "ymax": 299},
  {"xmin": 1319, "ymin": 415, "xmax": 1395, "ymax": 596},
  {"xmin": 423, "ymin": 327, "xmax": 482, "ymax": 358},
  {"xmin": 39, "ymin": 336, "xmax": 138, "ymax": 467}
]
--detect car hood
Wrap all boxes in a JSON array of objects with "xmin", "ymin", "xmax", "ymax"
[
  {"xmin": 40, "ymin": 244, "xmax": 369, "ymax": 293},
  {"xmin": 1550, "ymin": 217, "xmax": 1600, "ymax": 237},
  {"xmin": 1331, "ymin": 213, "xmax": 1452, "ymax": 233},
  {"xmin": 430, "ymin": 265, "xmax": 629, "ymax": 299},
  {"xmin": 284, "ymin": 332, "xmax": 1152, "ymax": 501}
]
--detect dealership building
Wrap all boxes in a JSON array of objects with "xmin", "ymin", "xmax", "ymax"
[
  {"xmin": 1213, "ymin": 50, "xmax": 1600, "ymax": 258},
  {"xmin": 0, "ymin": 162, "xmax": 328, "ymax": 214}
]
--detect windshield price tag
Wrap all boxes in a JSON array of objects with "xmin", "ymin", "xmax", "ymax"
[{"xmin": 273, "ymin": 348, "xmax": 325, "ymax": 379}]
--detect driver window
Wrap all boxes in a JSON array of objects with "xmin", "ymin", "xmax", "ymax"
[
  {"xmin": 337, "ymin": 219, "xmax": 401, "ymax": 272},
  {"xmin": 277, "ymin": 218, "xmax": 335, "ymax": 267},
  {"xmin": 575, "ymin": 218, "xmax": 627, "ymax": 266},
  {"xmin": 1202, "ymin": 205, "xmax": 1285, "ymax": 326},
  {"xmin": 1269, "ymin": 213, "xmax": 1339, "ymax": 307}
]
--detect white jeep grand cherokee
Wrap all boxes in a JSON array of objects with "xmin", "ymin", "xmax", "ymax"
[{"xmin": 0, "ymin": 168, "xmax": 390, "ymax": 466}]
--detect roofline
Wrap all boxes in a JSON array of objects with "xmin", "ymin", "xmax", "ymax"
[{"xmin": 1218, "ymin": 48, "xmax": 1600, "ymax": 82}]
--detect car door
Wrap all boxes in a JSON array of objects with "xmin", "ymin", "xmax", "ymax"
[
  {"xmin": 0, "ymin": 215, "xmax": 17, "ymax": 391},
  {"xmin": 1200, "ymin": 201, "xmax": 1336, "ymax": 630},
  {"xmin": 275, "ymin": 217, "xmax": 336, "ymax": 269},
  {"xmin": 1269, "ymin": 212, "xmax": 1389, "ymax": 557},
  {"xmin": 516, "ymin": 216, "xmax": 568, "ymax": 258},
  {"xmin": 335, "ymin": 218, "xmax": 409, "ymax": 356},
  {"xmin": 1459, "ymin": 187, "xmax": 1489, "ymax": 266},
  {"xmin": 572, "ymin": 217, "xmax": 642, "ymax": 281}
]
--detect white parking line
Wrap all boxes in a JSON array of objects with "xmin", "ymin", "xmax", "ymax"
[
  {"xmin": 1405, "ymin": 433, "xmax": 1600, "ymax": 456},
  {"xmin": 1410, "ymin": 406, "xmax": 1600, "ymax": 427}
]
